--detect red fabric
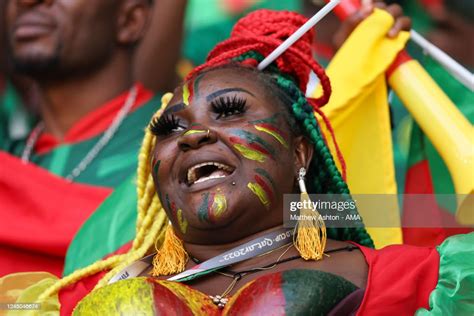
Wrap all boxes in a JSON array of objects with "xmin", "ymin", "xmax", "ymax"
[
  {"xmin": 0, "ymin": 152, "xmax": 112, "ymax": 277},
  {"xmin": 402, "ymin": 160, "xmax": 473, "ymax": 246},
  {"xmin": 58, "ymin": 242, "xmax": 132, "ymax": 316},
  {"xmin": 355, "ymin": 243, "xmax": 440, "ymax": 315},
  {"xmin": 35, "ymin": 83, "xmax": 152, "ymax": 154}
]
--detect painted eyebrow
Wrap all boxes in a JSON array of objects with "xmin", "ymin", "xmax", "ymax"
[
  {"xmin": 163, "ymin": 102, "xmax": 186, "ymax": 115},
  {"xmin": 206, "ymin": 88, "xmax": 255, "ymax": 102}
]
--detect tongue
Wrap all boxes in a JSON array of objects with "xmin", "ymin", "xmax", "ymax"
[{"xmin": 195, "ymin": 169, "xmax": 228, "ymax": 184}]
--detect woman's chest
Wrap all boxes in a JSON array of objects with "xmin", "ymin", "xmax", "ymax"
[{"xmin": 75, "ymin": 270, "xmax": 363, "ymax": 315}]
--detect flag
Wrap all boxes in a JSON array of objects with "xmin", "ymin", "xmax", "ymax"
[{"xmin": 312, "ymin": 9, "xmax": 410, "ymax": 248}]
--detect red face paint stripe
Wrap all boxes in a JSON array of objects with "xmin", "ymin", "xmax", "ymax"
[
  {"xmin": 207, "ymin": 192, "xmax": 216, "ymax": 219},
  {"xmin": 255, "ymin": 174, "xmax": 274, "ymax": 201},
  {"xmin": 188, "ymin": 80, "xmax": 194, "ymax": 104}
]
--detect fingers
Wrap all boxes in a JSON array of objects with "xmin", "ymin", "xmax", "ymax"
[
  {"xmin": 374, "ymin": 2, "xmax": 412, "ymax": 38},
  {"xmin": 388, "ymin": 16, "xmax": 412, "ymax": 37},
  {"xmin": 384, "ymin": 4, "xmax": 403, "ymax": 20}
]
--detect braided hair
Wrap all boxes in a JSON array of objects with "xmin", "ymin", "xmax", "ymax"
[{"xmin": 188, "ymin": 9, "xmax": 373, "ymax": 246}]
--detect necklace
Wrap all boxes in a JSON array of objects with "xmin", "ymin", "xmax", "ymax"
[
  {"xmin": 108, "ymin": 228, "xmax": 295, "ymax": 285},
  {"xmin": 205, "ymin": 243, "xmax": 295, "ymax": 308},
  {"xmin": 196, "ymin": 245, "xmax": 358, "ymax": 309},
  {"xmin": 20, "ymin": 86, "xmax": 138, "ymax": 181}
]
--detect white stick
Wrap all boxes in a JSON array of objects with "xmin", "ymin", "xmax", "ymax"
[
  {"xmin": 410, "ymin": 30, "xmax": 473, "ymax": 91},
  {"xmin": 257, "ymin": 0, "xmax": 341, "ymax": 71}
]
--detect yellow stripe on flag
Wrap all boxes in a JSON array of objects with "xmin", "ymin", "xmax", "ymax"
[{"xmin": 311, "ymin": 9, "xmax": 409, "ymax": 248}]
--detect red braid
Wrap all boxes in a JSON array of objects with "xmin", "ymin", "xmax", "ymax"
[
  {"xmin": 187, "ymin": 9, "xmax": 331, "ymax": 106},
  {"xmin": 187, "ymin": 9, "xmax": 346, "ymax": 179}
]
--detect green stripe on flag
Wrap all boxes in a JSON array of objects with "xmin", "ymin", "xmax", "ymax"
[
  {"xmin": 63, "ymin": 174, "xmax": 138, "ymax": 276},
  {"xmin": 48, "ymin": 145, "xmax": 72, "ymax": 177}
]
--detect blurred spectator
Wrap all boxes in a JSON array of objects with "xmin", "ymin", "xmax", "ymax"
[{"xmin": 0, "ymin": 0, "xmax": 185, "ymax": 277}]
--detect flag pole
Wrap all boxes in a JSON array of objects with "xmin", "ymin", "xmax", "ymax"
[
  {"xmin": 410, "ymin": 30, "xmax": 473, "ymax": 91},
  {"xmin": 257, "ymin": 0, "xmax": 341, "ymax": 71}
]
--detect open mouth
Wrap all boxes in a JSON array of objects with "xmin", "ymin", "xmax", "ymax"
[{"xmin": 186, "ymin": 162, "xmax": 235, "ymax": 186}]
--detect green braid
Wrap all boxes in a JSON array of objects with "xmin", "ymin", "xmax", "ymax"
[{"xmin": 232, "ymin": 51, "xmax": 374, "ymax": 247}]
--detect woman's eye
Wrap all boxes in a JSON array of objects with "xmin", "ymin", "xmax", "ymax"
[
  {"xmin": 149, "ymin": 114, "xmax": 185, "ymax": 136},
  {"xmin": 210, "ymin": 95, "xmax": 247, "ymax": 119}
]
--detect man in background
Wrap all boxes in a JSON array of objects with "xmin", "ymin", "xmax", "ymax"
[{"xmin": 0, "ymin": 0, "xmax": 186, "ymax": 276}]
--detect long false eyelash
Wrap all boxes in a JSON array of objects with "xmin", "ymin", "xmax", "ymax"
[
  {"xmin": 149, "ymin": 114, "xmax": 184, "ymax": 136},
  {"xmin": 211, "ymin": 95, "xmax": 247, "ymax": 119}
]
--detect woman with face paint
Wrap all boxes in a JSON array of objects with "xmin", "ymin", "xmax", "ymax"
[{"xmin": 37, "ymin": 9, "xmax": 472, "ymax": 316}]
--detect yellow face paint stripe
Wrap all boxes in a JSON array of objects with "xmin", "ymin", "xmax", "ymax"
[
  {"xmin": 183, "ymin": 83, "xmax": 190, "ymax": 106},
  {"xmin": 182, "ymin": 129, "xmax": 207, "ymax": 136},
  {"xmin": 254, "ymin": 125, "xmax": 289, "ymax": 149},
  {"xmin": 176, "ymin": 209, "xmax": 188, "ymax": 234},
  {"xmin": 247, "ymin": 182, "xmax": 270, "ymax": 209},
  {"xmin": 233, "ymin": 144, "xmax": 267, "ymax": 162},
  {"xmin": 212, "ymin": 192, "xmax": 227, "ymax": 219}
]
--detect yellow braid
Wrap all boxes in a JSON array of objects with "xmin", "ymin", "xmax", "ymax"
[
  {"xmin": 135, "ymin": 132, "xmax": 155, "ymax": 232},
  {"xmin": 37, "ymin": 93, "xmax": 174, "ymax": 302},
  {"xmin": 95, "ymin": 195, "xmax": 167, "ymax": 288},
  {"xmin": 133, "ymin": 174, "xmax": 160, "ymax": 249}
]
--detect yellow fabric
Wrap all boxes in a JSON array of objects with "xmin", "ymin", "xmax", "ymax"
[
  {"xmin": 0, "ymin": 272, "xmax": 59, "ymax": 316},
  {"xmin": 312, "ymin": 9, "xmax": 410, "ymax": 248}
]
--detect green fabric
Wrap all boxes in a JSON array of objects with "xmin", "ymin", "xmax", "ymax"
[
  {"xmin": 393, "ymin": 54, "xmax": 474, "ymax": 196},
  {"xmin": 282, "ymin": 270, "xmax": 358, "ymax": 315},
  {"xmin": 415, "ymin": 233, "xmax": 474, "ymax": 316},
  {"xmin": 63, "ymin": 174, "xmax": 138, "ymax": 276},
  {"xmin": 62, "ymin": 96, "xmax": 164, "ymax": 275},
  {"xmin": 391, "ymin": 1, "xmax": 472, "ymax": 194},
  {"xmin": 4, "ymin": 95, "xmax": 161, "ymax": 188},
  {"xmin": 183, "ymin": 0, "xmax": 302, "ymax": 65},
  {"xmin": 0, "ymin": 81, "xmax": 32, "ymax": 149}
]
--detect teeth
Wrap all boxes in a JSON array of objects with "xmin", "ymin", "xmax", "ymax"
[
  {"xmin": 186, "ymin": 162, "xmax": 233, "ymax": 185},
  {"xmin": 194, "ymin": 174, "xmax": 226, "ymax": 184}
]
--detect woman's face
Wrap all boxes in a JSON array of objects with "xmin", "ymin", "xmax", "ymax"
[{"xmin": 151, "ymin": 67, "xmax": 311, "ymax": 244}]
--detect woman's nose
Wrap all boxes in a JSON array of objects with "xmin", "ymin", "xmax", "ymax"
[{"xmin": 177, "ymin": 128, "xmax": 217, "ymax": 152}]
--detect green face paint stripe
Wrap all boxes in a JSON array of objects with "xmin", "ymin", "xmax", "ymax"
[
  {"xmin": 152, "ymin": 159, "xmax": 160, "ymax": 176},
  {"xmin": 198, "ymin": 192, "xmax": 210, "ymax": 222},
  {"xmin": 231, "ymin": 130, "xmax": 276, "ymax": 157},
  {"xmin": 249, "ymin": 113, "xmax": 283, "ymax": 125},
  {"xmin": 193, "ymin": 74, "xmax": 204, "ymax": 98},
  {"xmin": 153, "ymin": 160, "xmax": 162, "ymax": 201},
  {"xmin": 165, "ymin": 194, "xmax": 172, "ymax": 211},
  {"xmin": 255, "ymin": 168, "xmax": 277, "ymax": 192}
]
